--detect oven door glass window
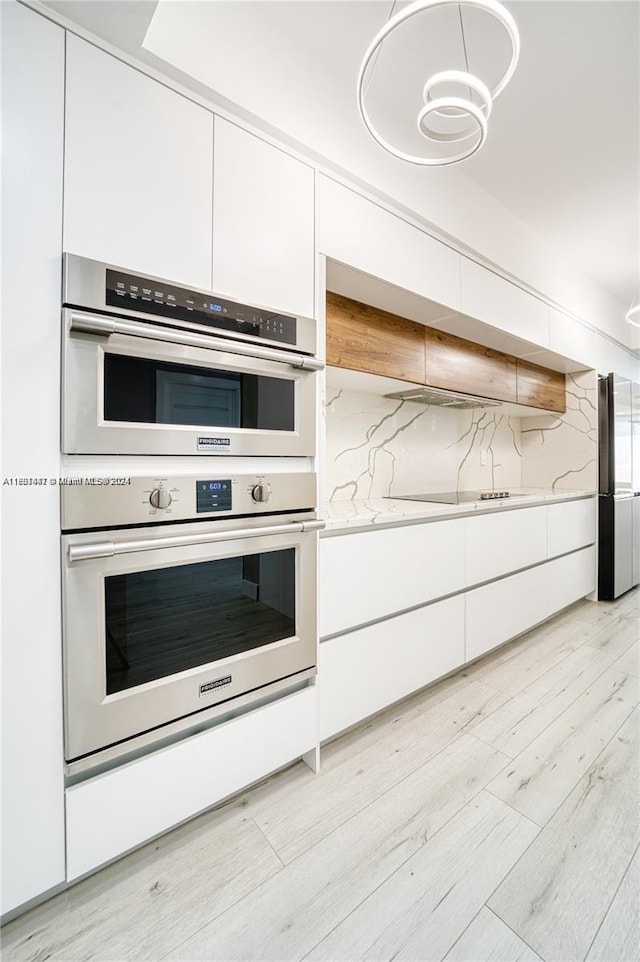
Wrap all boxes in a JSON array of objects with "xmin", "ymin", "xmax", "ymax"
[
  {"xmin": 103, "ymin": 354, "xmax": 295, "ymax": 431},
  {"xmin": 104, "ymin": 549, "xmax": 296, "ymax": 695}
]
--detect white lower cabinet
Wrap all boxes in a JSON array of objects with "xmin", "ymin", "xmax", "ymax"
[
  {"xmin": 65, "ymin": 688, "xmax": 316, "ymax": 881},
  {"xmin": 547, "ymin": 498, "xmax": 597, "ymax": 558},
  {"xmin": 465, "ymin": 564, "xmax": 549, "ymax": 662},
  {"xmin": 320, "ymin": 519, "xmax": 466, "ymax": 638},
  {"xmin": 465, "ymin": 506, "xmax": 548, "ymax": 586},
  {"xmin": 544, "ymin": 546, "xmax": 596, "ymax": 615},
  {"xmin": 465, "ymin": 545, "xmax": 596, "ymax": 662},
  {"xmin": 318, "ymin": 500, "xmax": 598, "ymax": 741},
  {"xmin": 319, "ymin": 596, "xmax": 465, "ymax": 741}
]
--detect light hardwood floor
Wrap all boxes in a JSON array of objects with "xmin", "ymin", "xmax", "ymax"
[{"xmin": 3, "ymin": 589, "xmax": 639, "ymax": 962}]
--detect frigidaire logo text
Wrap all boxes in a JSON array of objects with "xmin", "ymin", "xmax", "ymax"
[
  {"xmin": 199, "ymin": 675, "xmax": 232, "ymax": 696},
  {"xmin": 198, "ymin": 437, "xmax": 231, "ymax": 448}
]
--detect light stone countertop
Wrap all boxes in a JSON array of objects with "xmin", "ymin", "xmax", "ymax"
[{"xmin": 321, "ymin": 488, "xmax": 597, "ymax": 535}]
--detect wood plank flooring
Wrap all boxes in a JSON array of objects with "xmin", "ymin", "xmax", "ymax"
[{"xmin": 2, "ymin": 588, "xmax": 639, "ymax": 962}]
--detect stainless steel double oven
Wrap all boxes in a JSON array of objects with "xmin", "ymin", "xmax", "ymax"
[{"xmin": 60, "ymin": 256, "xmax": 324, "ymax": 773}]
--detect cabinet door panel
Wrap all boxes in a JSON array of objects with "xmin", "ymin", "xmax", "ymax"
[
  {"xmin": 465, "ymin": 507, "xmax": 548, "ymax": 587},
  {"xmin": 319, "ymin": 596, "xmax": 465, "ymax": 741},
  {"xmin": 549, "ymin": 308, "xmax": 597, "ymax": 369},
  {"xmin": 461, "ymin": 258, "xmax": 549, "ymax": 348},
  {"xmin": 64, "ymin": 36, "xmax": 213, "ymax": 289},
  {"xmin": 318, "ymin": 176, "xmax": 460, "ymax": 311},
  {"xmin": 327, "ymin": 292, "xmax": 425, "ymax": 383},
  {"xmin": 213, "ymin": 118, "xmax": 314, "ymax": 317},
  {"xmin": 466, "ymin": 565, "xmax": 549, "ymax": 662},
  {"xmin": 544, "ymin": 547, "xmax": 596, "ymax": 614},
  {"xmin": 1, "ymin": 1, "xmax": 66, "ymax": 916},
  {"xmin": 66, "ymin": 688, "xmax": 315, "ymax": 880},
  {"xmin": 424, "ymin": 327, "xmax": 516, "ymax": 402},
  {"xmin": 320, "ymin": 520, "xmax": 466, "ymax": 638},
  {"xmin": 516, "ymin": 359, "xmax": 566, "ymax": 412},
  {"xmin": 547, "ymin": 499, "xmax": 596, "ymax": 559}
]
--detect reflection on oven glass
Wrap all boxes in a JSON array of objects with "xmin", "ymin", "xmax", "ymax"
[
  {"xmin": 104, "ymin": 549, "xmax": 296, "ymax": 695},
  {"xmin": 103, "ymin": 354, "xmax": 295, "ymax": 431}
]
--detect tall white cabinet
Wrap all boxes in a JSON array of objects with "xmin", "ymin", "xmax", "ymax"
[
  {"xmin": 1, "ymin": 2, "xmax": 66, "ymax": 917},
  {"xmin": 64, "ymin": 34, "xmax": 214, "ymax": 289},
  {"xmin": 212, "ymin": 118, "xmax": 315, "ymax": 317}
]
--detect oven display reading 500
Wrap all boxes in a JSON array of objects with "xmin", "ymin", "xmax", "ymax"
[{"xmin": 196, "ymin": 480, "xmax": 232, "ymax": 513}]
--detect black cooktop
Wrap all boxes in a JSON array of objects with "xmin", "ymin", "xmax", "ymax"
[{"xmin": 390, "ymin": 490, "xmax": 518, "ymax": 504}]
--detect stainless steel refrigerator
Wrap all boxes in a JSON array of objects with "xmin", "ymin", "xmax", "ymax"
[{"xmin": 598, "ymin": 373, "xmax": 640, "ymax": 599}]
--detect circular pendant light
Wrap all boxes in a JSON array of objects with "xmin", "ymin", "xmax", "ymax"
[
  {"xmin": 357, "ymin": 0, "xmax": 520, "ymax": 167},
  {"xmin": 625, "ymin": 286, "xmax": 640, "ymax": 327}
]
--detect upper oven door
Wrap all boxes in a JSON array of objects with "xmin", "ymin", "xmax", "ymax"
[
  {"xmin": 62, "ymin": 517, "xmax": 320, "ymax": 762},
  {"xmin": 62, "ymin": 309, "xmax": 321, "ymax": 456}
]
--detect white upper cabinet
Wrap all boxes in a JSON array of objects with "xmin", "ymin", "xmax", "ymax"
[
  {"xmin": 460, "ymin": 257, "xmax": 550, "ymax": 349},
  {"xmin": 64, "ymin": 36, "xmax": 213, "ymax": 289},
  {"xmin": 549, "ymin": 308, "xmax": 598, "ymax": 369},
  {"xmin": 317, "ymin": 176, "xmax": 461, "ymax": 312},
  {"xmin": 594, "ymin": 332, "xmax": 633, "ymax": 378},
  {"xmin": 212, "ymin": 118, "xmax": 315, "ymax": 317}
]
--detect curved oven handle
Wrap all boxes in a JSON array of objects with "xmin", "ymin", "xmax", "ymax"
[
  {"xmin": 67, "ymin": 311, "xmax": 325, "ymax": 372},
  {"xmin": 67, "ymin": 519, "xmax": 326, "ymax": 563}
]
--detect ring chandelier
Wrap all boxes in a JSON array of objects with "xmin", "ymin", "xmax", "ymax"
[
  {"xmin": 357, "ymin": 0, "xmax": 520, "ymax": 166},
  {"xmin": 625, "ymin": 286, "xmax": 640, "ymax": 327}
]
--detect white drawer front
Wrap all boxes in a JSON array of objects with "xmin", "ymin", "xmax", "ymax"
[
  {"xmin": 465, "ymin": 564, "xmax": 548, "ymax": 662},
  {"xmin": 319, "ymin": 595, "xmax": 465, "ymax": 741},
  {"xmin": 544, "ymin": 546, "xmax": 596, "ymax": 614},
  {"xmin": 320, "ymin": 520, "xmax": 466, "ymax": 637},
  {"xmin": 66, "ymin": 688, "xmax": 316, "ymax": 881},
  {"xmin": 465, "ymin": 507, "xmax": 548, "ymax": 587},
  {"xmin": 547, "ymin": 499, "xmax": 596, "ymax": 558}
]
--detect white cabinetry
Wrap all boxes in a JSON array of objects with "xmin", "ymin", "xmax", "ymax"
[
  {"xmin": 64, "ymin": 35, "xmax": 213, "ymax": 289},
  {"xmin": 465, "ymin": 507, "xmax": 547, "ymax": 586},
  {"xmin": 66, "ymin": 688, "xmax": 316, "ymax": 881},
  {"xmin": 317, "ymin": 176, "xmax": 461, "ymax": 312},
  {"xmin": 319, "ymin": 498, "xmax": 597, "ymax": 743},
  {"xmin": 465, "ymin": 546, "xmax": 595, "ymax": 661},
  {"xmin": 547, "ymin": 498, "xmax": 597, "ymax": 558},
  {"xmin": 545, "ymin": 547, "xmax": 596, "ymax": 615},
  {"xmin": 460, "ymin": 257, "xmax": 550, "ymax": 348},
  {"xmin": 465, "ymin": 564, "xmax": 549, "ymax": 662},
  {"xmin": 320, "ymin": 519, "xmax": 466, "ymax": 637},
  {"xmin": 549, "ymin": 308, "xmax": 597, "ymax": 369},
  {"xmin": 594, "ymin": 333, "xmax": 633, "ymax": 379},
  {"xmin": 213, "ymin": 118, "xmax": 315, "ymax": 317},
  {"xmin": 319, "ymin": 597, "xmax": 464, "ymax": 742},
  {"xmin": 1, "ymin": 1, "xmax": 66, "ymax": 917}
]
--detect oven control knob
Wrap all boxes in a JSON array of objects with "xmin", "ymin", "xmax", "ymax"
[
  {"xmin": 251, "ymin": 483, "xmax": 271, "ymax": 504},
  {"xmin": 149, "ymin": 488, "xmax": 172, "ymax": 509}
]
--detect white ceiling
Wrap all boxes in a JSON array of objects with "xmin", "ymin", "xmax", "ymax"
[{"xmin": 41, "ymin": 0, "xmax": 640, "ymax": 312}]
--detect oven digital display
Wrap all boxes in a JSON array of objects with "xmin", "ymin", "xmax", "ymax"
[
  {"xmin": 105, "ymin": 269, "xmax": 297, "ymax": 346},
  {"xmin": 196, "ymin": 480, "xmax": 232, "ymax": 513}
]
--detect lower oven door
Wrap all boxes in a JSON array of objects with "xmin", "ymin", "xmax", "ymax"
[
  {"xmin": 62, "ymin": 518, "xmax": 319, "ymax": 763},
  {"xmin": 62, "ymin": 310, "xmax": 320, "ymax": 456}
]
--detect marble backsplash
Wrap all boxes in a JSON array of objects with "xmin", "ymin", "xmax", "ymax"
[
  {"xmin": 520, "ymin": 370, "xmax": 598, "ymax": 490},
  {"xmin": 325, "ymin": 383, "xmax": 523, "ymax": 501}
]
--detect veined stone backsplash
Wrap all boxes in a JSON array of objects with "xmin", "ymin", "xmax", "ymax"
[
  {"xmin": 521, "ymin": 370, "xmax": 598, "ymax": 490},
  {"xmin": 325, "ymin": 382, "xmax": 523, "ymax": 501}
]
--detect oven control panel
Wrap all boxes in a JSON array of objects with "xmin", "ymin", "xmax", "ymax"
[
  {"xmin": 60, "ymin": 473, "xmax": 317, "ymax": 531},
  {"xmin": 105, "ymin": 269, "xmax": 298, "ymax": 346}
]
